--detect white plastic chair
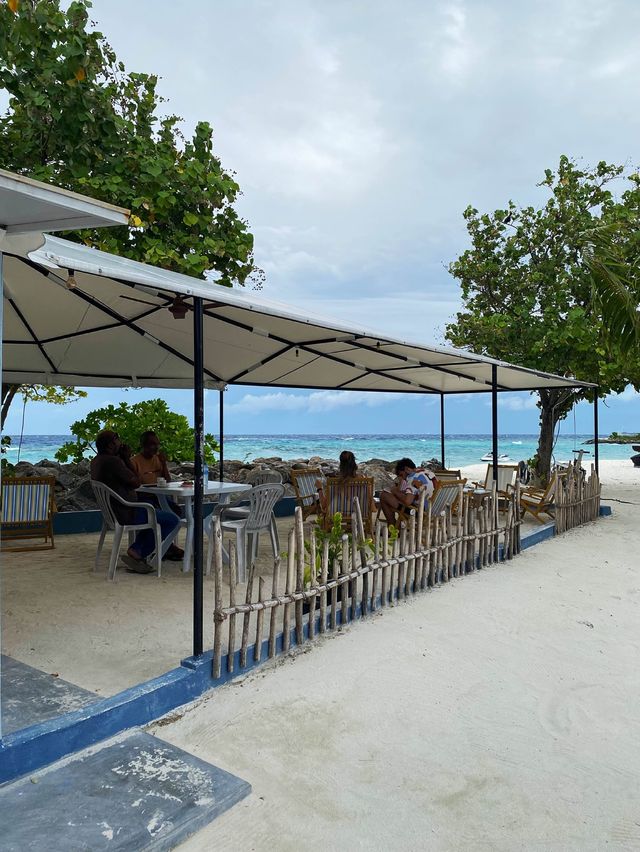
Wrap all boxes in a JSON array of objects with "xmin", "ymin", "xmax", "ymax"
[
  {"xmin": 91, "ymin": 481, "xmax": 178, "ymax": 580},
  {"xmin": 222, "ymin": 470, "xmax": 282, "ymax": 538},
  {"xmin": 206, "ymin": 483, "xmax": 285, "ymax": 582}
]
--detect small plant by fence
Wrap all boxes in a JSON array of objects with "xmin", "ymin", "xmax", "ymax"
[
  {"xmin": 211, "ymin": 484, "xmax": 522, "ymax": 678},
  {"xmin": 554, "ymin": 462, "xmax": 601, "ymax": 534}
]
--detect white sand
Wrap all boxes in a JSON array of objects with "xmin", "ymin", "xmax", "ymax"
[{"xmin": 141, "ymin": 459, "xmax": 640, "ymax": 851}]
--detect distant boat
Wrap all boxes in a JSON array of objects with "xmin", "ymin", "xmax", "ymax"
[
  {"xmin": 511, "ymin": 440, "xmax": 522, "ymax": 445},
  {"xmin": 480, "ymin": 451, "xmax": 511, "ymax": 462}
]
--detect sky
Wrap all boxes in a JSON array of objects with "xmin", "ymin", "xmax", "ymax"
[{"xmin": 5, "ymin": 0, "xmax": 640, "ymax": 436}]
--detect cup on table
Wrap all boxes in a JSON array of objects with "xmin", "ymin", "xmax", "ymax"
[{"xmin": 156, "ymin": 477, "xmax": 167, "ymax": 487}]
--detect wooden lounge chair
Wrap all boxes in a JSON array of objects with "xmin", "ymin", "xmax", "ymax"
[
  {"xmin": 321, "ymin": 476, "xmax": 375, "ymax": 536},
  {"xmin": 519, "ymin": 473, "xmax": 558, "ymax": 524},
  {"xmin": 290, "ymin": 468, "xmax": 322, "ymax": 520},
  {"xmin": 1, "ymin": 475, "xmax": 56, "ymax": 552},
  {"xmin": 434, "ymin": 468, "xmax": 462, "ymax": 481},
  {"xmin": 473, "ymin": 464, "xmax": 518, "ymax": 511},
  {"xmin": 397, "ymin": 478, "xmax": 466, "ymax": 525}
]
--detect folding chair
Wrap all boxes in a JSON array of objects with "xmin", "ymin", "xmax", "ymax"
[
  {"xmin": 1, "ymin": 476, "xmax": 56, "ymax": 552},
  {"xmin": 290, "ymin": 468, "xmax": 322, "ymax": 520}
]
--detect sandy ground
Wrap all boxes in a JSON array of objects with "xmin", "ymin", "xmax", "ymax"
[
  {"xmin": 1, "ymin": 462, "xmax": 542, "ymax": 695},
  {"xmin": 131, "ymin": 459, "xmax": 640, "ymax": 852}
]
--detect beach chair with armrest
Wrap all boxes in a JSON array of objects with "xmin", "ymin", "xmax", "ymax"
[
  {"xmin": 290, "ymin": 468, "xmax": 322, "ymax": 520},
  {"xmin": 322, "ymin": 476, "xmax": 376, "ymax": 537},
  {"xmin": 473, "ymin": 464, "xmax": 518, "ymax": 511},
  {"xmin": 396, "ymin": 478, "xmax": 466, "ymax": 526},
  {"xmin": 1, "ymin": 475, "xmax": 56, "ymax": 552},
  {"xmin": 434, "ymin": 469, "xmax": 462, "ymax": 482},
  {"xmin": 519, "ymin": 473, "xmax": 558, "ymax": 524}
]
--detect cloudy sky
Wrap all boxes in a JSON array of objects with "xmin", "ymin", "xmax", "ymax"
[{"xmin": 7, "ymin": 0, "xmax": 640, "ymax": 435}]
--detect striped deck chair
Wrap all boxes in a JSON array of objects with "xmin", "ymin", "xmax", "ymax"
[
  {"xmin": 290, "ymin": 468, "xmax": 322, "ymax": 520},
  {"xmin": 397, "ymin": 478, "xmax": 466, "ymax": 526},
  {"xmin": 428, "ymin": 479, "xmax": 466, "ymax": 516},
  {"xmin": 322, "ymin": 476, "xmax": 375, "ymax": 536},
  {"xmin": 1, "ymin": 476, "xmax": 56, "ymax": 551}
]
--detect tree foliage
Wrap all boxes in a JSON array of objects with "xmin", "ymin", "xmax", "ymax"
[
  {"xmin": 0, "ymin": 0, "xmax": 262, "ymax": 425},
  {"xmin": 445, "ymin": 156, "xmax": 640, "ymax": 479},
  {"xmin": 55, "ymin": 399, "xmax": 219, "ymax": 465},
  {"xmin": 0, "ymin": 0, "xmax": 259, "ymax": 284}
]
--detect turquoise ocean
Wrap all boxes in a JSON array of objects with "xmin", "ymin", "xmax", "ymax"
[{"xmin": 5, "ymin": 434, "xmax": 633, "ymax": 467}]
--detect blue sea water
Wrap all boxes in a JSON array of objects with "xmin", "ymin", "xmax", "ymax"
[{"xmin": 4, "ymin": 433, "xmax": 634, "ymax": 467}]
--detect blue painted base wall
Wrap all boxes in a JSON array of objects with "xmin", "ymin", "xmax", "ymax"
[{"xmin": 0, "ymin": 504, "xmax": 612, "ymax": 784}]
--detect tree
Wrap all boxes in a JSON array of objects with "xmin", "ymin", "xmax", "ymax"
[
  {"xmin": 445, "ymin": 156, "xmax": 640, "ymax": 480},
  {"xmin": 55, "ymin": 399, "xmax": 219, "ymax": 465},
  {"xmin": 0, "ymin": 0, "xmax": 261, "ymax": 420},
  {"xmin": 584, "ymin": 206, "xmax": 640, "ymax": 356}
]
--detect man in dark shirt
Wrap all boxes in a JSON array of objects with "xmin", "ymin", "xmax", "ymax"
[{"xmin": 91, "ymin": 430, "xmax": 180, "ymax": 574}]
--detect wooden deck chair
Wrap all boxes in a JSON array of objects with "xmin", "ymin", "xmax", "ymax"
[
  {"xmin": 397, "ymin": 478, "xmax": 466, "ymax": 525},
  {"xmin": 427, "ymin": 479, "xmax": 466, "ymax": 517},
  {"xmin": 519, "ymin": 473, "xmax": 558, "ymax": 524},
  {"xmin": 434, "ymin": 468, "xmax": 462, "ymax": 482},
  {"xmin": 290, "ymin": 468, "xmax": 322, "ymax": 520},
  {"xmin": 322, "ymin": 476, "xmax": 375, "ymax": 536},
  {"xmin": 474, "ymin": 464, "xmax": 518, "ymax": 511},
  {"xmin": 1, "ymin": 476, "xmax": 56, "ymax": 552}
]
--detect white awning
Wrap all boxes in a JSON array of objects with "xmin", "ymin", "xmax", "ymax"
[
  {"xmin": 0, "ymin": 169, "xmax": 129, "ymax": 234},
  {"xmin": 1, "ymin": 234, "xmax": 594, "ymax": 394}
]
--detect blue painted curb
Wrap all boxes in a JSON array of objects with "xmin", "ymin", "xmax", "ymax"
[{"xmin": 0, "ymin": 503, "xmax": 614, "ymax": 784}]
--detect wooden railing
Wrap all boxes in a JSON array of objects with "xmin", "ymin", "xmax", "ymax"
[
  {"xmin": 211, "ymin": 484, "xmax": 522, "ymax": 678},
  {"xmin": 554, "ymin": 462, "xmax": 601, "ymax": 535}
]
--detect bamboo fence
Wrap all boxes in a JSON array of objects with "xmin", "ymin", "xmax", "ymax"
[
  {"xmin": 554, "ymin": 462, "xmax": 601, "ymax": 534},
  {"xmin": 212, "ymin": 482, "xmax": 523, "ymax": 678}
]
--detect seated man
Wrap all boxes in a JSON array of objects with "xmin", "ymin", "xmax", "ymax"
[
  {"xmin": 90, "ymin": 430, "xmax": 181, "ymax": 574},
  {"xmin": 130, "ymin": 430, "xmax": 183, "ymax": 561},
  {"xmin": 379, "ymin": 457, "xmax": 437, "ymax": 526}
]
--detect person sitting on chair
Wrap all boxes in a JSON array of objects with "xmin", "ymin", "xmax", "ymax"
[
  {"xmin": 91, "ymin": 430, "xmax": 181, "ymax": 574},
  {"xmin": 130, "ymin": 431, "xmax": 184, "ymax": 561},
  {"xmin": 317, "ymin": 450, "xmax": 358, "ymax": 512},
  {"xmin": 379, "ymin": 457, "xmax": 436, "ymax": 525}
]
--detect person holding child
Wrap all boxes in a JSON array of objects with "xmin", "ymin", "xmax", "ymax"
[{"xmin": 379, "ymin": 457, "xmax": 437, "ymax": 526}]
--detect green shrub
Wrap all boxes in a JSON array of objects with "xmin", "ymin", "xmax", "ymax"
[{"xmin": 54, "ymin": 399, "xmax": 218, "ymax": 464}]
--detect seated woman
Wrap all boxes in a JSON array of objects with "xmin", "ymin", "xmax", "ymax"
[
  {"xmin": 317, "ymin": 450, "xmax": 358, "ymax": 511},
  {"xmin": 379, "ymin": 457, "xmax": 437, "ymax": 525}
]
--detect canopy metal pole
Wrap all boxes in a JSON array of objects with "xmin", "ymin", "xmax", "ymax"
[
  {"xmin": 440, "ymin": 393, "xmax": 446, "ymax": 469},
  {"xmin": 491, "ymin": 365, "xmax": 498, "ymax": 483},
  {"xmin": 593, "ymin": 391, "xmax": 599, "ymax": 475},
  {"xmin": 219, "ymin": 388, "xmax": 224, "ymax": 481},
  {"xmin": 192, "ymin": 296, "xmax": 205, "ymax": 657}
]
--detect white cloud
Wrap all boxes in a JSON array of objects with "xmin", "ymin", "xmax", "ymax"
[
  {"xmin": 614, "ymin": 385, "xmax": 640, "ymax": 403},
  {"xmin": 497, "ymin": 394, "xmax": 538, "ymax": 411},
  {"xmin": 228, "ymin": 390, "xmax": 408, "ymax": 416}
]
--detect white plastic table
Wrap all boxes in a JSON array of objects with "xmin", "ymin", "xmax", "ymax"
[{"xmin": 138, "ymin": 480, "xmax": 251, "ymax": 572}]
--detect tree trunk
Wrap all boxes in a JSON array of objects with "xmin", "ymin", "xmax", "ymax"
[
  {"xmin": 536, "ymin": 399, "xmax": 557, "ymax": 483},
  {"xmin": 535, "ymin": 388, "xmax": 576, "ymax": 483},
  {"xmin": 1, "ymin": 384, "xmax": 20, "ymax": 431}
]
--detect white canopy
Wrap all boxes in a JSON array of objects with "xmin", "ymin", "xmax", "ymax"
[
  {"xmin": 1, "ymin": 234, "xmax": 593, "ymax": 394},
  {"xmin": 0, "ymin": 169, "xmax": 129, "ymax": 234}
]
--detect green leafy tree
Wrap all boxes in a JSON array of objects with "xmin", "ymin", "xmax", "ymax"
[
  {"xmin": 55, "ymin": 399, "xmax": 219, "ymax": 465},
  {"xmin": 0, "ymin": 0, "xmax": 262, "ymax": 421},
  {"xmin": 446, "ymin": 156, "xmax": 640, "ymax": 480},
  {"xmin": 584, "ymin": 203, "xmax": 640, "ymax": 356}
]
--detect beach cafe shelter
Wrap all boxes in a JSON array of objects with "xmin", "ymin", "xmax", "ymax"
[
  {"xmin": 2, "ymin": 236, "xmax": 599, "ymax": 653},
  {"xmin": 0, "ymin": 170, "xmax": 598, "ymax": 672}
]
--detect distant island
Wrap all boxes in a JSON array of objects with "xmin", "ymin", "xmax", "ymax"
[{"xmin": 585, "ymin": 432, "xmax": 640, "ymax": 445}]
